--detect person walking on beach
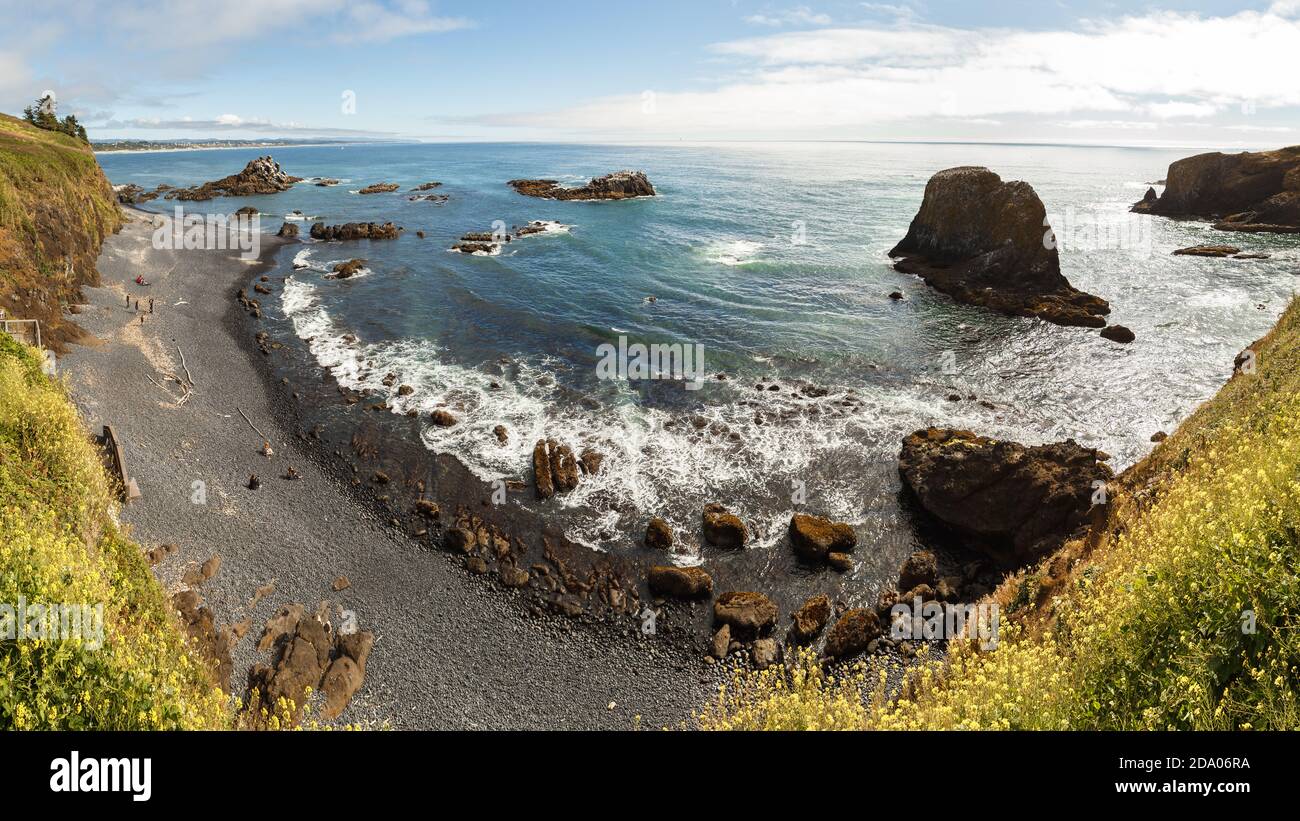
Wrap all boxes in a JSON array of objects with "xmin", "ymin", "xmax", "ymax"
[{"xmin": 149, "ymin": 298, "xmax": 154, "ymax": 314}]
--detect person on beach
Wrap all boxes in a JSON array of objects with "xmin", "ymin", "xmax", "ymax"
[
  {"xmin": 135, "ymin": 275, "xmax": 150, "ymax": 286},
  {"xmin": 149, "ymin": 298, "xmax": 154, "ymax": 314}
]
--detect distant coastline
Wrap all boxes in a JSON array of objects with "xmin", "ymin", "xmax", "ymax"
[{"xmin": 92, "ymin": 139, "xmax": 401, "ymax": 154}]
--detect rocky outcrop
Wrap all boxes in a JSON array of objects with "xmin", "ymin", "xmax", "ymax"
[
  {"xmin": 533, "ymin": 439, "xmax": 580, "ymax": 499},
  {"xmin": 1131, "ymin": 146, "xmax": 1300, "ymax": 232},
  {"xmin": 702, "ymin": 503, "xmax": 748, "ymax": 548},
  {"xmin": 276, "ymin": 222, "xmax": 299, "ymax": 238},
  {"xmin": 789, "ymin": 513, "xmax": 856, "ymax": 563},
  {"xmin": 899, "ymin": 427, "xmax": 1112, "ymax": 565},
  {"xmin": 647, "ymin": 565, "xmax": 713, "ymax": 599},
  {"xmin": 889, "ymin": 166, "xmax": 1111, "ymax": 328},
  {"xmin": 166, "ymin": 156, "xmax": 302, "ymax": 201},
  {"xmin": 1100, "ymin": 324, "xmax": 1135, "ymax": 344},
  {"xmin": 309, "ymin": 222, "xmax": 402, "ymax": 241},
  {"xmin": 508, "ymin": 170, "xmax": 655, "ymax": 201},
  {"xmin": 358, "ymin": 182, "xmax": 400, "ymax": 195},
  {"xmin": 247, "ymin": 603, "xmax": 374, "ymax": 722}
]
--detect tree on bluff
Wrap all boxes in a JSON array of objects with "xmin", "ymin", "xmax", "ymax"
[{"xmin": 22, "ymin": 93, "xmax": 89, "ymax": 143}]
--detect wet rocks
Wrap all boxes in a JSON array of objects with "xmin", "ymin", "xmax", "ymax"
[
  {"xmin": 1174, "ymin": 245, "xmax": 1241, "ymax": 257},
  {"xmin": 889, "ymin": 166, "xmax": 1111, "ymax": 328},
  {"xmin": 702, "ymin": 503, "xmax": 748, "ymax": 548},
  {"xmin": 898, "ymin": 427, "xmax": 1113, "ymax": 565},
  {"xmin": 508, "ymin": 170, "xmax": 655, "ymax": 200},
  {"xmin": 358, "ymin": 182, "xmax": 400, "ymax": 195},
  {"xmin": 1131, "ymin": 145, "xmax": 1300, "ymax": 232},
  {"xmin": 789, "ymin": 512, "xmax": 856, "ymax": 562},
  {"xmin": 825, "ymin": 608, "xmax": 883, "ymax": 658},
  {"xmin": 277, "ymin": 222, "xmax": 300, "ymax": 238},
  {"xmin": 532, "ymin": 438, "xmax": 580, "ymax": 499},
  {"xmin": 410, "ymin": 181, "xmax": 442, "ymax": 192},
  {"xmin": 429, "ymin": 409, "xmax": 458, "ymax": 427},
  {"xmin": 1100, "ymin": 324, "xmax": 1136, "ymax": 343},
  {"xmin": 331, "ymin": 258, "xmax": 366, "ymax": 279},
  {"xmin": 310, "ymin": 222, "xmax": 402, "ymax": 241},
  {"xmin": 647, "ymin": 565, "xmax": 714, "ymax": 599},
  {"xmin": 645, "ymin": 517, "xmax": 674, "ymax": 550},
  {"xmin": 166, "ymin": 156, "xmax": 302, "ymax": 201},
  {"xmin": 713, "ymin": 591, "xmax": 777, "ymax": 636},
  {"xmin": 790, "ymin": 593, "xmax": 832, "ymax": 642},
  {"xmin": 898, "ymin": 550, "xmax": 937, "ymax": 591},
  {"xmin": 710, "ymin": 624, "xmax": 731, "ymax": 659}
]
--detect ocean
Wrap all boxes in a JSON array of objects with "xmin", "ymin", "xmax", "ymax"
[{"xmin": 99, "ymin": 140, "xmax": 1299, "ymax": 573}]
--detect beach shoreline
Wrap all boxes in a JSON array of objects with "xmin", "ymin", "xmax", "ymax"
[{"xmin": 58, "ymin": 206, "xmax": 715, "ymax": 729}]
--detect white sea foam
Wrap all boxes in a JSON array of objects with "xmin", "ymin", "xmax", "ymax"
[{"xmin": 706, "ymin": 239, "xmax": 763, "ymax": 266}]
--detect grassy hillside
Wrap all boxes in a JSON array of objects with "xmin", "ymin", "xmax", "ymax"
[
  {"xmin": 0, "ymin": 313, "xmax": 228, "ymax": 728},
  {"xmin": 0, "ymin": 112, "xmax": 122, "ymax": 351},
  {"xmin": 702, "ymin": 298, "xmax": 1300, "ymax": 730}
]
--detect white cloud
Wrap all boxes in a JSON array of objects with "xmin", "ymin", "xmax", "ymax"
[
  {"xmin": 335, "ymin": 0, "xmax": 472, "ymax": 43},
  {"xmin": 470, "ymin": 8, "xmax": 1300, "ymax": 139},
  {"xmin": 745, "ymin": 7, "xmax": 833, "ymax": 27}
]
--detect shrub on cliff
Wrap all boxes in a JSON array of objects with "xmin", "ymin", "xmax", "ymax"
[{"xmin": 0, "ymin": 334, "xmax": 228, "ymax": 729}]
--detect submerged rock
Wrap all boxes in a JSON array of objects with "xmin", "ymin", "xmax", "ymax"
[
  {"xmin": 898, "ymin": 427, "xmax": 1112, "ymax": 565},
  {"xmin": 508, "ymin": 170, "xmax": 655, "ymax": 201},
  {"xmin": 1131, "ymin": 146, "xmax": 1300, "ymax": 232},
  {"xmin": 331, "ymin": 258, "xmax": 366, "ymax": 279},
  {"xmin": 532, "ymin": 438, "xmax": 580, "ymax": 499},
  {"xmin": 889, "ymin": 166, "xmax": 1111, "ymax": 328},
  {"xmin": 645, "ymin": 517, "xmax": 674, "ymax": 550},
  {"xmin": 1100, "ymin": 324, "xmax": 1136, "ymax": 343}
]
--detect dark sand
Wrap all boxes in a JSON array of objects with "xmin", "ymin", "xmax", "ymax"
[{"xmin": 59, "ymin": 208, "xmax": 713, "ymax": 729}]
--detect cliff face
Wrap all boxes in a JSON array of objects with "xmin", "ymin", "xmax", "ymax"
[
  {"xmin": 0, "ymin": 113, "xmax": 123, "ymax": 351},
  {"xmin": 1133, "ymin": 146, "xmax": 1300, "ymax": 233},
  {"xmin": 889, "ymin": 166, "xmax": 1111, "ymax": 328}
]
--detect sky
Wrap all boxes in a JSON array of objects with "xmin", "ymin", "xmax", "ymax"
[{"xmin": 2, "ymin": 0, "xmax": 1299, "ymax": 147}]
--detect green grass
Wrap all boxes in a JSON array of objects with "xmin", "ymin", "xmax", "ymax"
[
  {"xmin": 701, "ymin": 298, "xmax": 1300, "ymax": 730},
  {"xmin": 0, "ymin": 333, "xmax": 229, "ymax": 729}
]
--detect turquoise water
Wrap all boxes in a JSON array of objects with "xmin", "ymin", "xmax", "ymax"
[{"xmin": 100, "ymin": 142, "xmax": 1299, "ymax": 556}]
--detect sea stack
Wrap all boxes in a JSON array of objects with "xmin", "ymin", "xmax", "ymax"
[
  {"xmin": 165, "ymin": 156, "xmax": 302, "ymax": 201},
  {"xmin": 889, "ymin": 166, "xmax": 1111, "ymax": 328},
  {"xmin": 1130, "ymin": 146, "xmax": 1300, "ymax": 232},
  {"xmin": 508, "ymin": 170, "xmax": 655, "ymax": 200}
]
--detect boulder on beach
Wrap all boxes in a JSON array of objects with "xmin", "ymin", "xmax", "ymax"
[
  {"xmin": 166, "ymin": 156, "xmax": 302, "ymax": 201},
  {"xmin": 825, "ymin": 609, "xmax": 883, "ymax": 658},
  {"xmin": 898, "ymin": 427, "xmax": 1113, "ymax": 565},
  {"xmin": 790, "ymin": 593, "xmax": 832, "ymax": 642},
  {"xmin": 889, "ymin": 166, "xmax": 1111, "ymax": 328},
  {"xmin": 898, "ymin": 550, "xmax": 937, "ymax": 592},
  {"xmin": 647, "ymin": 565, "xmax": 713, "ymax": 599},
  {"xmin": 788, "ymin": 513, "xmax": 856, "ymax": 562},
  {"xmin": 702, "ymin": 503, "xmax": 748, "ymax": 548},
  {"xmin": 713, "ymin": 591, "xmax": 777, "ymax": 636},
  {"xmin": 508, "ymin": 170, "xmax": 655, "ymax": 201},
  {"xmin": 1130, "ymin": 146, "xmax": 1300, "ymax": 232}
]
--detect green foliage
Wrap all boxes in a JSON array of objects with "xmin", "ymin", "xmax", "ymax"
[
  {"xmin": 21, "ymin": 95, "xmax": 87, "ymax": 143},
  {"xmin": 0, "ymin": 339, "xmax": 229, "ymax": 729}
]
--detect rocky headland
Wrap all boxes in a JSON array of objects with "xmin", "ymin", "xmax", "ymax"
[
  {"xmin": 1131, "ymin": 146, "xmax": 1300, "ymax": 233},
  {"xmin": 889, "ymin": 166, "xmax": 1113, "ymax": 329},
  {"xmin": 163, "ymin": 156, "xmax": 302, "ymax": 201},
  {"xmin": 508, "ymin": 170, "xmax": 655, "ymax": 201}
]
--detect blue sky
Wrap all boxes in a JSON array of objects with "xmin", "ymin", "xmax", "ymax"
[{"xmin": 2, "ymin": 0, "xmax": 1299, "ymax": 147}]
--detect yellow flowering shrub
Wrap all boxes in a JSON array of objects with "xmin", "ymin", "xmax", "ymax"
[
  {"xmin": 701, "ymin": 298, "xmax": 1300, "ymax": 731},
  {"xmin": 0, "ymin": 335, "xmax": 228, "ymax": 729}
]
